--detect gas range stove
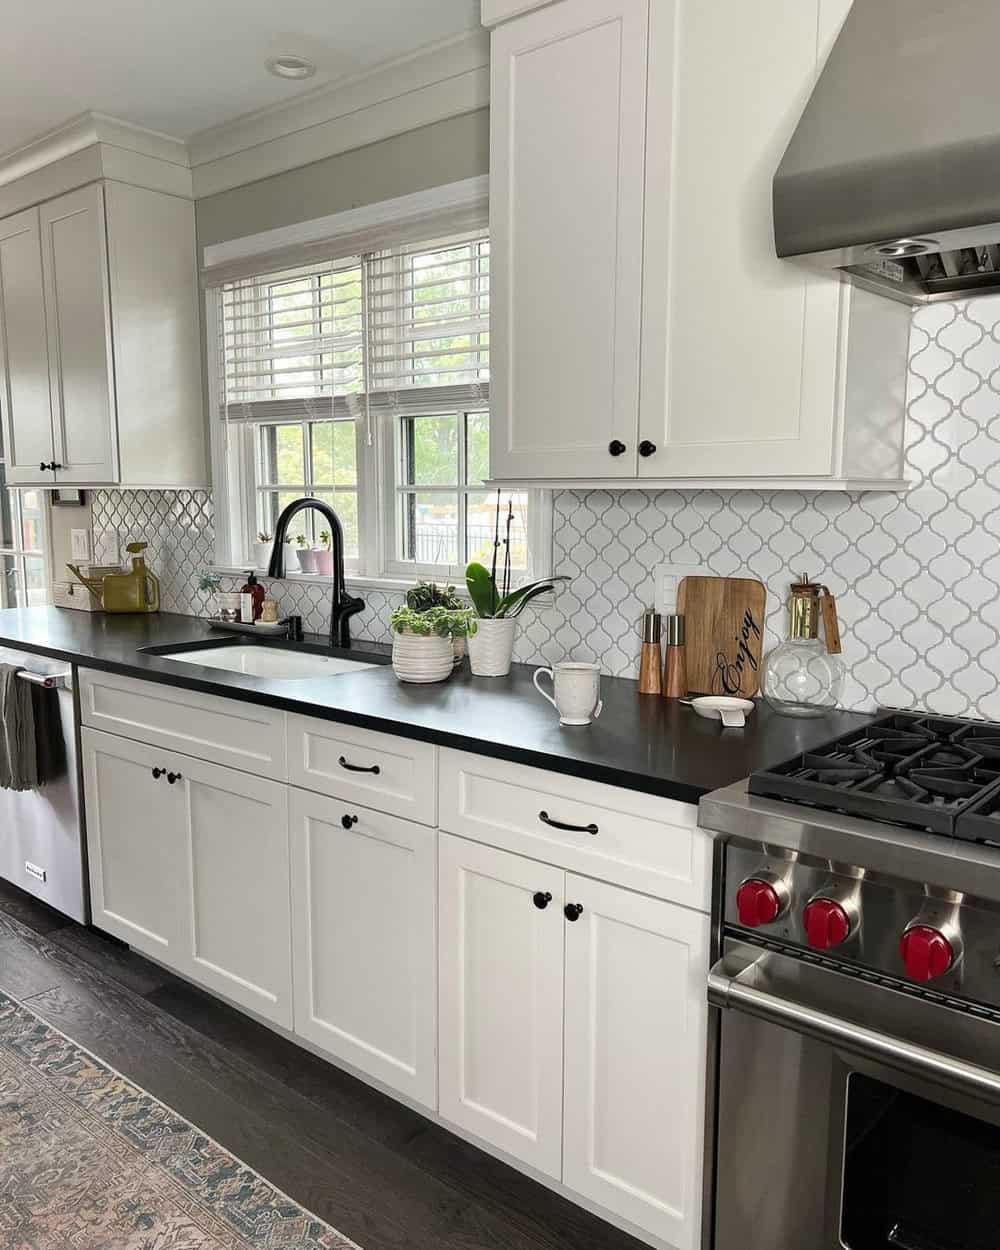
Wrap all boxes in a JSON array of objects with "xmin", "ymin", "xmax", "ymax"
[{"xmin": 748, "ymin": 710, "xmax": 1000, "ymax": 843}]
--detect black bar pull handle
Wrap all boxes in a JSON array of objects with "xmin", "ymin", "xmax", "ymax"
[
  {"xmin": 539, "ymin": 810, "xmax": 598, "ymax": 835},
  {"xmin": 338, "ymin": 755, "xmax": 381, "ymax": 775}
]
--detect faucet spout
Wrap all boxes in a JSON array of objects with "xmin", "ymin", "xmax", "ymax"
[{"xmin": 268, "ymin": 497, "xmax": 365, "ymax": 648}]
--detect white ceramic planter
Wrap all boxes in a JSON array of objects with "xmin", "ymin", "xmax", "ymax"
[
  {"xmin": 295, "ymin": 547, "xmax": 317, "ymax": 573},
  {"xmin": 392, "ymin": 630, "xmax": 455, "ymax": 684},
  {"xmin": 253, "ymin": 541, "xmax": 273, "ymax": 569},
  {"xmin": 467, "ymin": 618, "xmax": 517, "ymax": 677}
]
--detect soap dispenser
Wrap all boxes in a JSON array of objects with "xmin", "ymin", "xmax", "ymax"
[{"xmin": 760, "ymin": 575, "xmax": 844, "ymax": 717}]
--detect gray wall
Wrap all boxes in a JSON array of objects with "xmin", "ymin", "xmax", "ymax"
[{"xmin": 195, "ymin": 109, "xmax": 490, "ymax": 252}]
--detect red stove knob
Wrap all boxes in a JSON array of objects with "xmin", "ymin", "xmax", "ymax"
[
  {"xmin": 803, "ymin": 898, "xmax": 851, "ymax": 950},
  {"xmin": 736, "ymin": 878, "xmax": 785, "ymax": 927},
  {"xmin": 900, "ymin": 925, "xmax": 955, "ymax": 982}
]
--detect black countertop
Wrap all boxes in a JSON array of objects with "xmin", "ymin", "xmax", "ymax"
[{"xmin": 0, "ymin": 607, "xmax": 878, "ymax": 805}]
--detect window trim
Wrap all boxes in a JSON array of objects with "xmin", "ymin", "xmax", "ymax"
[{"xmin": 0, "ymin": 476, "xmax": 51, "ymax": 609}]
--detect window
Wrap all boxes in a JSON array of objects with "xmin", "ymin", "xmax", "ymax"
[
  {"xmin": 212, "ymin": 215, "xmax": 545, "ymax": 583},
  {"xmin": 0, "ymin": 432, "xmax": 47, "ymax": 608}
]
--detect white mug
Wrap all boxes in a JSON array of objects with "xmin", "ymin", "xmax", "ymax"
[{"xmin": 533, "ymin": 661, "xmax": 603, "ymax": 726}]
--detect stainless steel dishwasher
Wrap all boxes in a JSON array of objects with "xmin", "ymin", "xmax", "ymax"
[{"xmin": 0, "ymin": 646, "xmax": 86, "ymax": 922}]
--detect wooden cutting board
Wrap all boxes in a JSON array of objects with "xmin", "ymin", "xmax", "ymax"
[{"xmin": 677, "ymin": 575, "xmax": 767, "ymax": 697}]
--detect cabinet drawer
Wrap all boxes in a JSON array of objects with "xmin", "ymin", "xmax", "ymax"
[
  {"xmin": 79, "ymin": 669, "xmax": 286, "ymax": 780},
  {"xmin": 287, "ymin": 714, "xmax": 437, "ymax": 825},
  {"xmin": 438, "ymin": 750, "xmax": 710, "ymax": 911}
]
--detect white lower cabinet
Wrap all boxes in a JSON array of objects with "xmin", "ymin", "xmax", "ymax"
[
  {"xmin": 438, "ymin": 833, "xmax": 708, "ymax": 1249},
  {"xmin": 83, "ymin": 728, "xmax": 185, "ymax": 961},
  {"xmin": 289, "ymin": 788, "xmax": 437, "ymax": 1109},
  {"xmin": 562, "ymin": 875, "xmax": 709, "ymax": 1250},
  {"xmin": 438, "ymin": 833, "xmax": 566, "ymax": 1178},
  {"xmin": 83, "ymin": 727, "xmax": 292, "ymax": 1028}
]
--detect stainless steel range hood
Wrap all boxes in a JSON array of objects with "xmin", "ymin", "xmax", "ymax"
[{"xmin": 774, "ymin": 0, "xmax": 1000, "ymax": 305}]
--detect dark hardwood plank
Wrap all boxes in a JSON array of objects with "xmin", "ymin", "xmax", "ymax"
[
  {"xmin": 146, "ymin": 978, "xmax": 427, "ymax": 1150},
  {"xmin": 48, "ymin": 923, "xmax": 177, "ymax": 997},
  {"xmin": 0, "ymin": 878, "xmax": 70, "ymax": 936}
]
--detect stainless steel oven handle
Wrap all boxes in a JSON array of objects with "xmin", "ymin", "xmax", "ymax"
[{"xmin": 708, "ymin": 956, "xmax": 1000, "ymax": 1098}]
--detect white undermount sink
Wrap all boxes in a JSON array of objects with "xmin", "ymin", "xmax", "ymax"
[{"xmin": 161, "ymin": 645, "xmax": 377, "ymax": 680}]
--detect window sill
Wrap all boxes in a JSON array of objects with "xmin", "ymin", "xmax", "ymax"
[{"xmin": 210, "ymin": 567, "xmax": 443, "ymax": 596}]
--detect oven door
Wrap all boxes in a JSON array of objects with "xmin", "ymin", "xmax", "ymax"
[{"xmin": 709, "ymin": 941, "xmax": 1000, "ymax": 1250}]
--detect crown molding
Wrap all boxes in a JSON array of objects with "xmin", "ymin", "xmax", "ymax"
[
  {"xmin": 0, "ymin": 111, "xmax": 189, "ymax": 189},
  {"xmin": 188, "ymin": 29, "xmax": 489, "ymax": 198}
]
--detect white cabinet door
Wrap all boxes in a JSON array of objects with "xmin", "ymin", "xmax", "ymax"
[
  {"xmin": 562, "ymin": 876, "xmax": 710, "ymax": 1249},
  {"xmin": 489, "ymin": 0, "xmax": 649, "ymax": 480},
  {"xmin": 178, "ymin": 755, "xmax": 292, "ymax": 1028},
  {"xmin": 82, "ymin": 728, "xmax": 185, "ymax": 962},
  {"xmin": 38, "ymin": 184, "xmax": 119, "ymax": 484},
  {"xmin": 438, "ymin": 833, "xmax": 565, "ymax": 1177},
  {"xmin": 290, "ymin": 789, "xmax": 437, "ymax": 1107},
  {"xmin": 639, "ymin": 0, "xmax": 853, "ymax": 479},
  {"xmin": 0, "ymin": 209, "xmax": 55, "ymax": 483}
]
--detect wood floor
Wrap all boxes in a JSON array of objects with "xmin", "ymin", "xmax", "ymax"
[{"xmin": 0, "ymin": 878, "xmax": 646, "ymax": 1250}]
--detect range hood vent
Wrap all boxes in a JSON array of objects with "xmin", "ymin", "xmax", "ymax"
[{"xmin": 774, "ymin": 0, "xmax": 1000, "ymax": 305}]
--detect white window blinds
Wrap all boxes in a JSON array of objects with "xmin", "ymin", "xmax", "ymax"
[{"xmin": 218, "ymin": 226, "xmax": 489, "ymax": 424}]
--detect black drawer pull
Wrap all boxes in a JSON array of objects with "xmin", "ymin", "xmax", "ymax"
[
  {"xmin": 151, "ymin": 767, "xmax": 165, "ymax": 779},
  {"xmin": 538, "ymin": 810, "xmax": 598, "ymax": 835},
  {"xmin": 533, "ymin": 891, "xmax": 552, "ymax": 910},
  {"xmin": 338, "ymin": 755, "xmax": 380, "ymax": 775},
  {"xmin": 167, "ymin": 771, "xmax": 183, "ymax": 785},
  {"xmin": 564, "ymin": 903, "xmax": 584, "ymax": 922},
  {"xmin": 341, "ymin": 814, "xmax": 358, "ymax": 829}
]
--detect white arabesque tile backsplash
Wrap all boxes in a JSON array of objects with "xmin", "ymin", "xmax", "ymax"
[{"xmin": 92, "ymin": 294, "xmax": 1000, "ymax": 718}]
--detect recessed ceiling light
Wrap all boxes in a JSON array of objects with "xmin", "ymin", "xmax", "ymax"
[{"xmin": 266, "ymin": 55, "xmax": 316, "ymax": 80}]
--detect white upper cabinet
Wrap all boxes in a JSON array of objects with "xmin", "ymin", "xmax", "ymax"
[
  {"xmin": 0, "ymin": 209, "xmax": 54, "ymax": 478},
  {"xmin": 489, "ymin": 0, "xmax": 649, "ymax": 480},
  {"xmin": 487, "ymin": 0, "xmax": 912, "ymax": 489},
  {"xmin": 0, "ymin": 180, "xmax": 206, "ymax": 489}
]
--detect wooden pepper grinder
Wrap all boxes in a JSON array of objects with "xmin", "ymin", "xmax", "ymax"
[
  {"xmin": 639, "ymin": 608, "xmax": 663, "ymax": 695},
  {"xmin": 663, "ymin": 613, "xmax": 688, "ymax": 699}
]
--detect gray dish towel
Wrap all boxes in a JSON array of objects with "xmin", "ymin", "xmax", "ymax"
[{"xmin": 0, "ymin": 663, "xmax": 38, "ymax": 792}]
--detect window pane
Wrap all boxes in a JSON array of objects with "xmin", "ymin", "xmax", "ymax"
[
  {"xmin": 314, "ymin": 490, "xmax": 359, "ymax": 560},
  {"xmin": 24, "ymin": 555, "xmax": 46, "ymax": 605},
  {"xmin": 20, "ymin": 489, "xmax": 43, "ymax": 552},
  {"xmin": 465, "ymin": 412, "xmax": 489, "ymax": 485},
  {"xmin": 0, "ymin": 468, "xmax": 14, "ymax": 550},
  {"xmin": 398, "ymin": 491, "xmax": 459, "ymax": 565},
  {"xmin": 0, "ymin": 555, "xmax": 19, "ymax": 608},
  {"xmin": 400, "ymin": 414, "xmax": 458, "ymax": 486},
  {"xmin": 311, "ymin": 420, "xmax": 357, "ymax": 487},
  {"xmin": 466, "ymin": 491, "xmax": 528, "ymax": 572},
  {"xmin": 259, "ymin": 424, "xmax": 305, "ymax": 486}
]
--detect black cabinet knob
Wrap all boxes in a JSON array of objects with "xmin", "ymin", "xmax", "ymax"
[
  {"xmin": 608, "ymin": 440, "xmax": 627, "ymax": 457},
  {"xmin": 564, "ymin": 903, "xmax": 584, "ymax": 922},
  {"xmin": 638, "ymin": 440, "xmax": 657, "ymax": 458},
  {"xmin": 51, "ymin": 463, "xmax": 63, "ymax": 471},
  {"xmin": 166, "ymin": 771, "xmax": 183, "ymax": 785},
  {"xmin": 533, "ymin": 891, "xmax": 552, "ymax": 910},
  {"xmin": 341, "ymin": 814, "xmax": 358, "ymax": 829},
  {"xmin": 39, "ymin": 462, "xmax": 48, "ymax": 472},
  {"xmin": 151, "ymin": 767, "xmax": 165, "ymax": 779}
]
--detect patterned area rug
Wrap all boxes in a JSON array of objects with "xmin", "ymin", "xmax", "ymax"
[{"xmin": 0, "ymin": 989, "xmax": 361, "ymax": 1249}]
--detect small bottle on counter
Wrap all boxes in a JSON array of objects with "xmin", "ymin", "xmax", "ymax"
[
  {"xmin": 662, "ymin": 613, "xmax": 688, "ymax": 699},
  {"xmin": 240, "ymin": 571, "xmax": 266, "ymax": 623},
  {"xmin": 638, "ymin": 608, "xmax": 662, "ymax": 695}
]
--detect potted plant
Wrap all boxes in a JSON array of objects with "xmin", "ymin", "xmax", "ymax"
[
  {"xmin": 405, "ymin": 580, "xmax": 467, "ymax": 664},
  {"xmin": 389, "ymin": 605, "xmax": 477, "ymax": 684},
  {"xmin": 293, "ymin": 534, "xmax": 316, "ymax": 574},
  {"xmin": 253, "ymin": 531, "xmax": 273, "ymax": 569},
  {"xmin": 465, "ymin": 496, "xmax": 568, "ymax": 677},
  {"xmin": 314, "ymin": 529, "xmax": 334, "ymax": 576}
]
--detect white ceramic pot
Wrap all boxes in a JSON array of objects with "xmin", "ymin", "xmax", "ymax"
[
  {"xmin": 253, "ymin": 541, "xmax": 273, "ymax": 569},
  {"xmin": 392, "ymin": 630, "xmax": 455, "ymax": 683},
  {"xmin": 313, "ymin": 548, "xmax": 334, "ymax": 576},
  {"xmin": 295, "ymin": 547, "xmax": 317, "ymax": 573},
  {"xmin": 467, "ymin": 617, "xmax": 517, "ymax": 677}
]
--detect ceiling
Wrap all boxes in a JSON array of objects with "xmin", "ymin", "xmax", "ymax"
[{"xmin": 0, "ymin": 0, "xmax": 481, "ymax": 157}]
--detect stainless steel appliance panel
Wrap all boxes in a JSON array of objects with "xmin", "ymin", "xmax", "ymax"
[{"xmin": 0, "ymin": 648, "xmax": 85, "ymax": 922}]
